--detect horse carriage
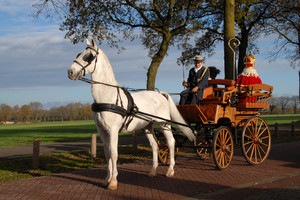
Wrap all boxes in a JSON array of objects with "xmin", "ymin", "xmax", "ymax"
[
  {"xmin": 156, "ymin": 79, "xmax": 273, "ymax": 170},
  {"xmin": 68, "ymin": 39, "xmax": 273, "ymax": 190}
]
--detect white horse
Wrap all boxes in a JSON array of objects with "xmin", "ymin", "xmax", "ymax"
[{"xmin": 68, "ymin": 38, "xmax": 194, "ymax": 190}]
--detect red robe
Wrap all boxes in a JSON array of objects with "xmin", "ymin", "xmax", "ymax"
[{"xmin": 236, "ymin": 67, "xmax": 262, "ymax": 103}]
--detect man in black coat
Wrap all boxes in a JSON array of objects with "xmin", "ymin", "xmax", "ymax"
[{"xmin": 179, "ymin": 55, "xmax": 209, "ymax": 105}]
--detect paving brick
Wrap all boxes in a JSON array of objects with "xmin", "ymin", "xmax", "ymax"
[{"xmin": 0, "ymin": 142, "xmax": 299, "ymax": 200}]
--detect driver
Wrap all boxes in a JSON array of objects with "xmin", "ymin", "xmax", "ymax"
[{"xmin": 179, "ymin": 55, "xmax": 209, "ymax": 105}]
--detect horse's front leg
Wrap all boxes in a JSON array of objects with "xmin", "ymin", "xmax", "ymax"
[
  {"xmin": 145, "ymin": 124, "xmax": 158, "ymax": 177},
  {"xmin": 106, "ymin": 128, "xmax": 119, "ymax": 190},
  {"xmin": 96, "ymin": 126, "xmax": 112, "ymax": 187},
  {"xmin": 163, "ymin": 127, "xmax": 176, "ymax": 177}
]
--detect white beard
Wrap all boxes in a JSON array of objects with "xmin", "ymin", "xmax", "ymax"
[
  {"xmin": 194, "ymin": 66, "xmax": 202, "ymax": 73},
  {"xmin": 239, "ymin": 67, "xmax": 259, "ymax": 77}
]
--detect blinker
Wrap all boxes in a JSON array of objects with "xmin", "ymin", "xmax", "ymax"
[{"xmin": 83, "ymin": 52, "xmax": 95, "ymax": 62}]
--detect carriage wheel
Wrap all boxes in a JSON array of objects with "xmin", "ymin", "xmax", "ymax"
[
  {"xmin": 213, "ymin": 126, "xmax": 234, "ymax": 170},
  {"xmin": 157, "ymin": 131, "xmax": 178, "ymax": 166},
  {"xmin": 241, "ymin": 116, "xmax": 271, "ymax": 165},
  {"xmin": 194, "ymin": 135, "xmax": 213, "ymax": 160}
]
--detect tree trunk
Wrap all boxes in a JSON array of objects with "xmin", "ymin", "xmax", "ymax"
[
  {"xmin": 146, "ymin": 34, "xmax": 171, "ymax": 90},
  {"xmin": 237, "ymin": 29, "xmax": 249, "ymax": 75},
  {"xmin": 224, "ymin": 0, "xmax": 236, "ymax": 80}
]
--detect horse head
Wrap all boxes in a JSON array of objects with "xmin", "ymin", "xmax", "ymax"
[{"xmin": 68, "ymin": 38, "xmax": 99, "ymax": 80}]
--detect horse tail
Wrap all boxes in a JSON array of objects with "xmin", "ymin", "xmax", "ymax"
[{"xmin": 160, "ymin": 92, "xmax": 195, "ymax": 141}]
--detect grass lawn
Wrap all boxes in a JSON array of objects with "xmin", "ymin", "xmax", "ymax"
[
  {"xmin": 0, "ymin": 145, "xmax": 153, "ymax": 183},
  {"xmin": 260, "ymin": 114, "xmax": 300, "ymax": 126},
  {"xmin": 0, "ymin": 120, "xmax": 133, "ymax": 147},
  {"xmin": 0, "ymin": 120, "xmax": 98, "ymax": 147}
]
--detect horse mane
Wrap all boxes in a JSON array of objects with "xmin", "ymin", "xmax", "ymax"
[
  {"xmin": 160, "ymin": 91, "xmax": 169, "ymax": 100},
  {"xmin": 94, "ymin": 47, "xmax": 119, "ymax": 86}
]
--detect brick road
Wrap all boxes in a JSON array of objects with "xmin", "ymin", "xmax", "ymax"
[{"xmin": 0, "ymin": 141, "xmax": 299, "ymax": 200}]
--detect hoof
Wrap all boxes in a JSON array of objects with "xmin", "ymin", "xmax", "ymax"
[
  {"xmin": 148, "ymin": 170, "xmax": 157, "ymax": 177},
  {"xmin": 103, "ymin": 178, "xmax": 110, "ymax": 187},
  {"xmin": 107, "ymin": 181, "xmax": 118, "ymax": 190},
  {"xmin": 166, "ymin": 170, "xmax": 175, "ymax": 177}
]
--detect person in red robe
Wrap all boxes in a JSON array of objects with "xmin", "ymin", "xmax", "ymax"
[{"xmin": 236, "ymin": 54, "xmax": 262, "ymax": 103}]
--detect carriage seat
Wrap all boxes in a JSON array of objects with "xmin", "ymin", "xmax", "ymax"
[
  {"xmin": 236, "ymin": 84, "xmax": 273, "ymax": 109},
  {"xmin": 209, "ymin": 79, "xmax": 235, "ymax": 92},
  {"xmin": 201, "ymin": 79, "xmax": 236, "ymax": 103}
]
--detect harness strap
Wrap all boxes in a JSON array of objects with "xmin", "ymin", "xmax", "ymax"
[
  {"xmin": 135, "ymin": 110, "xmax": 193, "ymax": 129},
  {"xmin": 122, "ymin": 88, "xmax": 135, "ymax": 114},
  {"xmin": 91, "ymin": 88, "xmax": 136, "ymax": 116},
  {"xmin": 91, "ymin": 103, "xmax": 129, "ymax": 116},
  {"xmin": 91, "ymin": 88, "xmax": 137, "ymax": 131}
]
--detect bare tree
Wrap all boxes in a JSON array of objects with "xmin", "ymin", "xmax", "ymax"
[
  {"xmin": 265, "ymin": 0, "xmax": 300, "ymax": 67},
  {"xmin": 29, "ymin": 102, "xmax": 44, "ymax": 121},
  {"xmin": 290, "ymin": 96, "xmax": 300, "ymax": 114},
  {"xmin": 269, "ymin": 97, "xmax": 278, "ymax": 114},
  {"xmin": 265, "ymin": 0, "xmax": 300, "ymax": 95},
  {"xmin": 278, "ymin": 96, "xmax": 291, "ymax": 113}
]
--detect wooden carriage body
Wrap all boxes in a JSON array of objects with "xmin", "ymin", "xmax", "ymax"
[
  {"xmin": 158, "ymin": 79, "xmax": 273, "ymax": 169},
  {"xmin": 177, "ymin": 79, "xmax": 273, "ymax": 126}
]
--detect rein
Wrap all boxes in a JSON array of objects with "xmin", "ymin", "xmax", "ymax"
[
  {"xmin": 78, "ymin": 76, "xmax": 155, "ymax": 92},
  {"xmin": 78, "ymin": 76, "xmax": 122, "ymax": 89}
]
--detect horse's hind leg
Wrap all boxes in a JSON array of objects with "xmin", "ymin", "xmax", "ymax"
[
  {"xmin": 145, "ymin": 123, "xmax": 158, "ymax": 177},
  {"xmin": 162, "ymin": 125, "xmax": 176, "ymax": 177}
]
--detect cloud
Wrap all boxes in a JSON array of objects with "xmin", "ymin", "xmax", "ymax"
[
  {"xmin": 0, "ymin": 25, "xmax": 152, "ymax": 92},
  {"xmin": 0, "ymin": 1, "xmax": 31, "ymax": 14}
]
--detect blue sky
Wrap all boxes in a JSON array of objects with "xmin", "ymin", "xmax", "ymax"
[{"xmin": 0, "ymin": 1, "xmax": 299, "ymax": 109}]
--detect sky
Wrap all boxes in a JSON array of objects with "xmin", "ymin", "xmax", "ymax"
[{"xmin": 0, "ymin": 1, "xmax": 299, "ymax": 109}]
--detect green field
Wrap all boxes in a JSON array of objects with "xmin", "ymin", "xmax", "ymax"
[
  {"xmin": 260, "ymin": 114, "xmax": 300, "ymax": 126},
  {"xmin": 0, "ymin": 120, "xmax": 98, "ymax": 147},
  {"xmin": 0, "ymin": 114, "xmax": 299, "ymax": 147}
]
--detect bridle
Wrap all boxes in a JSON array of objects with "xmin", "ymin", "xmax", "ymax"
[{"xmin": 73, "ymin": 46, "xmax": 99, "ymax": 76}]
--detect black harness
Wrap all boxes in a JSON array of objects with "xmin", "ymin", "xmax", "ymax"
[
  {"xmin": 91, "ymin": 88, "xmax": 138, "ymax": 131},
  {"xmin": 91, "ymin": 88, "xmax": 136, "ymax": 116}
]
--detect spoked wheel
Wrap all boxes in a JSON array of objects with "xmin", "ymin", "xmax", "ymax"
[
  {"xmin": 194, "ymin": 135, "xmax": 213, "ymax": 160},
  {"xmin": 213, "ymin": 126, "xmax": 234, "ymax": 170},
  {"xmin": 156, "ymin": 130, "xmax": 178, "ymax": 166},
  {"xmin": 241, "ymin": 116, "xmax": 271, "ymax": 165}
]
